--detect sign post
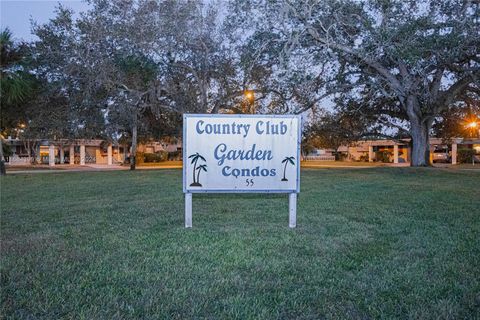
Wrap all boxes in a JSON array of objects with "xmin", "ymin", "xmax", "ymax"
[
  {"xmin": 289, "ymin": 193, "xmax": 297, "ymax": 228},
  {"xmin": 183, "ymin": 114, "xmax": 301, "ymax": 228},
  {"xmin": 185, "ymin": 192, "xmax": 192, "ymax": 228}
]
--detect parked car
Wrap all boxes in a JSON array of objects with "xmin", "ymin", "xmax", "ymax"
[{"xmin": 432, "ymin": 145, "xmax": 451, "ymax": 163}]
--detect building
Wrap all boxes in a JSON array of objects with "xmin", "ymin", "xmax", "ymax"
[
  {"xmin": 305, "ymin": 137, "xmax": 480, "ymax": 164},
  {"xmin": 4, "ymin": 136, "xmax": 479, "ymax": 166},
  {"xmin": 4, "ymin": 138, "xmax": 182, "ymax": 166}
]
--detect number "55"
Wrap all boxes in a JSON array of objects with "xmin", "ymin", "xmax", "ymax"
[{"xmin": 245, "ymin": 179, "xmax": 254, "ymax": 186}]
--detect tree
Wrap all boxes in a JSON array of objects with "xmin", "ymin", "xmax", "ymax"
[
  {"xmin": 303, "ymin": 104, "xmax": 379, "ymax": 159},
  {"xmin": 433, "ymin": 94, "xmax": 480, "ymax": 140},
  {"xmin": 105, "ymin": 53, "xmax": 160, "ymax": 170},
  {"xmin": 32, "ymin": 4, "xmax": 166, "ymax": 169},
  {"xmin": 31, "ymin": 1, "xmax": 251, "ymax": 170},
  {"xmin": 20, "ymin": 88, "xmax": 73, "ymax": 163},
  {"xmin": 231, "ymin": 0, "xmax": 480, "ymax": 166},
  {"xmin": 0, "ymin": 29, "xmax": 34, "ymax": 117},
  {"xmin": 31, "ymin": 7, "xmax": 107, "ymax": 142},
  {"xmin": 0, "ymin": 28, "xmax": 36, "ymax": 174}
]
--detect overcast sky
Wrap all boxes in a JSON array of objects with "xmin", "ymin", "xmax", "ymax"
[{"xmin": 1, "ymin": 0, "xmax": 90, "ymax": 41}]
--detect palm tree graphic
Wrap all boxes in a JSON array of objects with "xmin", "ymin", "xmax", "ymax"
[
  {"xmin": 281, "ymin": 156, "xmax": 295, "ymax": 181},
  {"xmin": 188, "ymin": 152, "xmax": 206, "ymax": 187}
]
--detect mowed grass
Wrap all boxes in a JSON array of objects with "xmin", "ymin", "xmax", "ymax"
[{"xmin": 1, "ymin": 168, "xmax": 479, "ymax": 319}]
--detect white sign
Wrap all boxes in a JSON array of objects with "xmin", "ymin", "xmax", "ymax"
[{"xmin": 183, "ymin": 114, "xmax": 301, "ymax": 193}]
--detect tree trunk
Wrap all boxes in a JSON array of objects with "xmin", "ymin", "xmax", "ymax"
[
  {"xmin": 409, "ymin": 117, "xmax": 431, "ymax": 167},
  {"xmin": 33, "ymin": 143, "xmax": 40, "ymax": 164},
  {"xmin": 405, "ymin": 96, "xmax": 432, "ymax": 167},
  {"xmin": 26, "ymin": 140, "xmax": 31, "ymax": 163},
  {"xmin": 130, "ymin": 122, "xmax": 137, "ymax": 170},
  {"xmin": 199, "ymin": 80, "xmax": 208, "ymax": 112},
  {"xmin": 0, "ymin": 137, "xmax": 6, "ymax": 175}
]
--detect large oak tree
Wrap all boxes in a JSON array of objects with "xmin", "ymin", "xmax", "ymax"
[{"xmin": 232, "ymin": 0, "xmax": 480, "ymax": 166}]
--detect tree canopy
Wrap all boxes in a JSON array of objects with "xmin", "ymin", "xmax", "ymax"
[
  {"xmin": 1, "ymin": 0, "xmax": 478, "ymax": 168},
  {"xmin": 229, "ymin": 0, "xmax": 480, "ymax": 165}
]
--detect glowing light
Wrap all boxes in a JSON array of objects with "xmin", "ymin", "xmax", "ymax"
[
  {"xmin": 244, "ymin": 90, "xmax": 254, "ymax": 102},
  {"xmin": 467, "ymin": 121, "xmax": 478, "ymax": 129}
]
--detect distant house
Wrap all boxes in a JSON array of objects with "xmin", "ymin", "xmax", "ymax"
[
  {"xmin": 4, "ymin": 137, "xmax": 182, "ymax": 166},
  {"xmin": 4, "ymin": 135, "xmax": 479, "ymax": 166},
  {"xmin": 137, "ymin": 140, "xmax": 182, "ymax": 154},
  {"xmin": 305, "ymin": 138, "xmax": 480, "ymax": 164},
  {"xmin": 303, "ymin": 148, "xmax": 336, "ymax": 161}
]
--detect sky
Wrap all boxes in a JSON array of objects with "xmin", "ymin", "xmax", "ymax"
[{"xmin": 1, "ymin": 0, "xmax": 90, "ymax": 41}]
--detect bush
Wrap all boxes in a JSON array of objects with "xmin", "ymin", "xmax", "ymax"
[
  {"xmin": 457, "ymin": 149, "xmax": 476, "ymax": 164},
  {"xmin": 167, "ymin": 150, "xmax": 181, "ymax": 161},
  {"xmin": 335, "ymin": 152, "xmax": 347, "ymax": 161},
  {"xmin": 144, "ymin": 151, "xmax": 168, "ymax": 163},
  {"xmin": 358, "ymin": 154, "xmax": 369, "ymax": 162},
  {"xmin": 2, "ymin": 141, "xmax": 13, "ymax": 157},
  {"xmin": 375, "ymin": 150, "xmax": 392, "ymax": 163},
  {"xmin": 136, "ymin": 152, "xmax": 145, "ymax": 165}
]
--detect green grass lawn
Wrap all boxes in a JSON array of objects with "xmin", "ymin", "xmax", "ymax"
[{"xmin": 1, "ymin": 168, "xmax": 479, "ymax": 319}]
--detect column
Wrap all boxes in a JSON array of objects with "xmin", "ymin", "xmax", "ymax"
[
  {"xmin": 107, "ymin": 144, "xmax": 113, "ymax": 165},
  {"xmin": 116, "ymin": 146, "xmax": 122, "ymax": 162},
  {"xmin": 95, "ymin": 148, "xmax": 102, "ymax": 164},
  {"xmin": 451, "ymin": 143, "xmax": 457, "ymax": 165},
  {"xmin": 59, "ymin": 146, "xmax": 64, "ymax": 164},
  {"xmin": 80, "ymin": 144, "xmax": 86, "ymax": 166},
  {"xmin": 368, "ymin": 146, "xmax": 374, "ymax": 162},
  {"xmin": 69, "ymin": 145, "xmax": 75, "ymax": 165},
  {"xmin": 393, "ymin": 145, "xmax": 399, "ymax": 164},
  {"xmin": 48, "ymin": 144, "xmax": 55, "ymax": 167}
]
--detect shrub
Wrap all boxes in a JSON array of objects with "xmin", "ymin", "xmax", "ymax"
[
  {"xmin": 161, "ymin": 151, "xmax": 170, "ymax": 161},
  {"xmin": 457, "ymin": 149, "xmax": 476, "ymax": 164},
  {"xmin": 375, "ymin": 150, "xmax": 392, "ymax": 163},
  {"xmin": 358, "ymin": 154, "xmax": 369, "ymax": 162},
  {"xmin": 136, "ymin": 152, "xmax": 145, "ymax": 165},
  {"xmin": 335, "ymin": 152, "xmax": 347, "ymax": 161},
  {"xmin": 144, "ymin": 151, "xmax": 168, "ymax": 163},
  {"xmin": 2, "ymin": 142, "xmax": 13, "ymax": 157},
  {"xmin": 168, "ymin": 150, "xmax": 181, "ymax": 160}
]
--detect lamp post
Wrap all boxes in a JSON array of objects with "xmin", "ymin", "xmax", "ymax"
[{"xmin": 244, "ymin": 90, "xmax": 255, "ymax": 114}]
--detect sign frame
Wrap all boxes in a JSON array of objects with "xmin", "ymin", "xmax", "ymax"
[{"xmin": 182, "ymin": 113, "xmax": 302, "ymax": 228}]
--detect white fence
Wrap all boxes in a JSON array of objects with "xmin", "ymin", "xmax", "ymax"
[
  {"xmin": 304, "ymin": 155, "xmax": 336, "ymax": 161},
  {"xmin": 5, "ymin": 155, "xmax": 32, "ymax": 165}
]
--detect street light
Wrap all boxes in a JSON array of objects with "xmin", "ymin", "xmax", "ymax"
[
  {"xmin": 244, "ymin": 89, "xmax": 255, "ymax": 114},
  {"xmin": 467, "ymin": 121, "xmax": 477, "ymax": 130}
]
